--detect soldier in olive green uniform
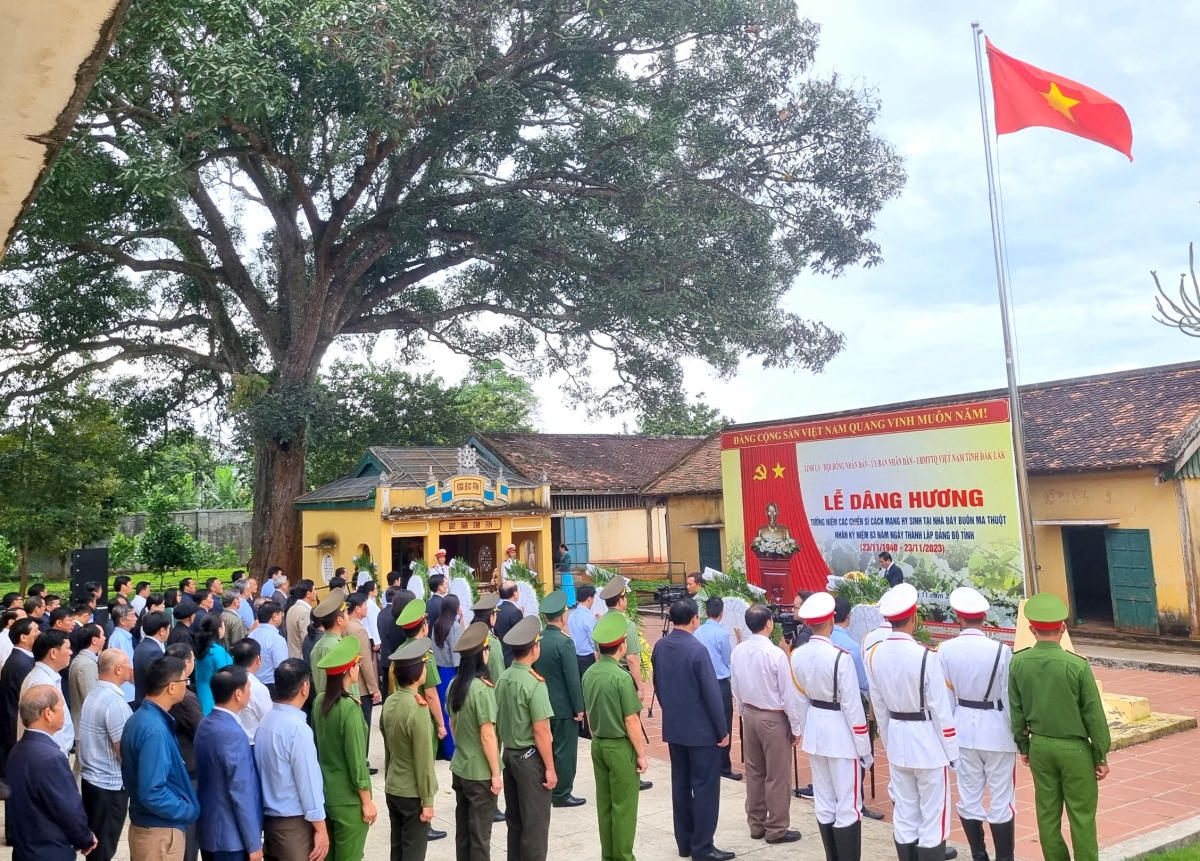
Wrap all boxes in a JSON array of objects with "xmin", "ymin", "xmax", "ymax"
[
  {"xmin": 597, "ymin": 578, "xmax": 652, "ymax": 792},
  {"xmin": 381, "ymin": 637, "xmax": 439, "ymax": 861},
  {"xmin": 395, "ymin": 600, "xmax": 450, "ymax": 842},
  {"xmin": 496, "ymin": 616, "xmax": 556, "ymax": 861},
  {"xmin": 533, "ymin": 591, "xmax": 587, "ymax": 807},
  {"xmin": 310, "ymin": 588, "xmax": 350, "ymax": 696},
  {"xmin": 1010, "ymin": 594, "xmax": 1111, "ymax": 861},
  {"xmin": 471, "ymin": 594, "xmax": 508, "ymax": 697},
  {"xmin": 584, "ymin": 612, "xmax": 649, "ymax": 861},
  {"xmin": 449, "ymin": 623, "xmax": 504, "ymax": 861}
]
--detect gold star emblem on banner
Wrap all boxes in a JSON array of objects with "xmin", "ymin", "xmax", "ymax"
[
  {"xmin": 772, "ymin": 463, "xmax": 786, "ymax": 479},
  {"xmin": 1041, "ymin": 82, "xmax": 1080, "ymax": 122}
]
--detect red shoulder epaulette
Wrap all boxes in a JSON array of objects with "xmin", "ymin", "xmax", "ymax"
[
  {"xmin": 482, "ymin": 679, "xmax": 495, "ymax": 688},
  {"xmin": 415, "ymin": 694, "xmax": 428, "ymax": 707},
  {"xmin": 531, "ymin": 670, "xmax": 546, "ymax": 682}
]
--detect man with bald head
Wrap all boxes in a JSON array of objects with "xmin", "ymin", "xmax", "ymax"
[
  {"xmin": 79, "ymin": 649, "xmax": 135, "ymax": 861},
  {"xmin": 8, "ymin": 684, "xmax": 96, "ymax": 860}
]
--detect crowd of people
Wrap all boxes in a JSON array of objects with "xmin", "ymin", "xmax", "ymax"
[{"xmin": 0, "ymin": 559, "xmax": 1113, "ymax": 861}]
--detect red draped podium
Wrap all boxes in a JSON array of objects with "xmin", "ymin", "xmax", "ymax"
[{"xmin": 739, "ymin": 442, "xmax": 830, "ymax": 601}]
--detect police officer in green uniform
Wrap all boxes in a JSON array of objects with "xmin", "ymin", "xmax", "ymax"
[
  {"xmin": 533, "ymin": 591, "xmax": 586, "ymax": 808},
  {"xmin": 310, "ymin": 588, "xmax": 350, "ymax": 696},
  {"xmin": 471, "ymin": 593, "xmax": 508, "ymax": 689},
  {"xmin": 584, "ymin": 612, "xmax": 649, "ymax": 861},
  {"xmin": 448, "ymin": 622, "xmax": 504, "ymax": 861},
  {"xmin": 395, "ymin": 599, "xmax": 449, "ymax": 841},
  {"xmin": 597, "ymin": 578, "xmax": 652, "ymax": 792},
  {"xmin": 496, "ymin": 615, "xmax": 556, "ymax": 861},
  {"xmin": 1010, "ymin": 594, "xmax": 1111, "ymax": 861},
  {"xmin": 381, "ymin": 637, "xmax": 439, "ymax": 861}
]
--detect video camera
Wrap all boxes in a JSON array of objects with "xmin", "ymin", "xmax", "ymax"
[
  {"xmin": 770, "ymin": 604, "xmax": 802, "ymax": 644},
  {"xmin": 655, "ymin": 585, "xmax": 688, "ymax": 609}
]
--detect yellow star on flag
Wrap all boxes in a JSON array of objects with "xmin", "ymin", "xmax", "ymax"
[
  {"xmin": 1040, "ymin": 82, "xmax": 1080, "ymax": 122},
  {"xmin": 772, "ymin": 463, "xmax": 785, "ymax": 479}
]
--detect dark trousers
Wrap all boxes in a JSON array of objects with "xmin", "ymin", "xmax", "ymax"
[
  {"xmin": 362, "ymin": 697, "xmax": 374, "ymax": 757},
  {"xmin": 185, "ymin": 777, "xmax": 200, "ymax": 861},
  {"xmin": 502, "ymin": 747, "xmax": 551, "ymax": 861},
  {"xmin": 718, "ymin": 677, "xmax": 734, "ymax": 774},
  {"xmin": 386, "ymin": 793, "xmax": 429, "ymax": 861},
  {"xmin": 453, "ymin": 773, "xmax": 497, "ymax": 861},
  {"xmin": 81, "ymin": 780, "xmax": 128, "ymax": 861},
  {"xmin": 263, "ymin": 815, "xmax": 313, "ymax": 861},
  {"xmin": 576, "ymin": 655, "xmax": 596, "ymax": 739},
  {"xmin": 201, "ymin": 852, "xmax": 249, "ymax": 861},
  {"xmin": 550, "ymin": 718, "xmax": 578, "ymax": 802},
  {"xmin": 668, "ymin": 742, "xmax": 721, "ymax": 857}
]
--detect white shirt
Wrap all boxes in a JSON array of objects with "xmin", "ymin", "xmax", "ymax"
[
  {"xmin": 430, "ymin": 564, "xmax": 451, "ymax": 578},
  {"xmin": 936, "ymin": 629, "xmax": 1018, "ymax": 754},
  {"xmin": 18, "ymin": 661, "xmax": 75, "ymax": 755},
  {"xmin": 861, "ymin": 622, "xmax": 892, "ymax": 659},
  {"xmin": 729, "ymin": 633, "xmax": 803, "ymax": 736},
  {"xmin": 0, "ymin": 634, "xmax": 13, "ymax": 674},
  {"xmin": 131, "ymin": 594, "xmax": 147, "ymax": 616},
  {"xmin": 238, "ymin": 674, "xmax": 274, "ymax": 741},
  {"xmin": 865, "ymin": 632, "xmax": 957, "ymax": 769},
  {"xmin": 364, "ymin": 599, "xmax": 381, "ymax": 645},
  {"xmin": 789, "ymin": 635, "xmax": 871, "ymax": 761}
]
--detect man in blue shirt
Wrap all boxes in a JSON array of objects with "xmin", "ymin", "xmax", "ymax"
[
  {"xmin": 121, "ymin": 655, "xmax": 200, "ymax": 861},
  {"xmin": 195, "ymin": 666, "xmax": 263, "ymax": 861},
  {"xmin": 248, "ymin": 604, "xmax": 290, "ymax": 696},
  {"xmin": 692, "ymin": 596, "xmax": 741, "ymax": 781},
  {"xmin": 108, "ymin": 606, "xmax": 137, "ymax": 703},
  {"xmin": 567, "ymin": 585, "xmax": 598, "ymax": 675},
  {"xmin": 254, "ymin": 659, "xmax": 329, "ymax": 861}
]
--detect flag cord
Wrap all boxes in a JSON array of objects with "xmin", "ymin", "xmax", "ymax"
[{"xmin": 971, "ymin": 23, "xmax": 1040, "ymax": 593}]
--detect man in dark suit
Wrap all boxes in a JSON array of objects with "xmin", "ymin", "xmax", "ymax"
[
  {"xmin": 651, "ymin": 598, "xmax": 734, "ymax": 861},
  {"xmin": 8, "ymin": 684, "xmax": 96, "ymax": 860},
  {"xmin": 0, "ymin": 618, "xmax": 39, "ymax": 776},
  {"xmin": 493, "ymin": 581, "xmax": 524, "ymax": 667},
  {"xmin": 879, "ymin": 551, "xmax": 905, "ymax": 587},
  {"xmin": 133, "ymin": 611, "xmax": 171, "ymax": 708},
  {"xmin": 194, "ymin": 666, "xmax": 263, "ymax": 861}
]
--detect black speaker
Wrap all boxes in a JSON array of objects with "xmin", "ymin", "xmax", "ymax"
[{"xmin": 70, "ymin": 548, "xmax": 109, "ymax": 604}]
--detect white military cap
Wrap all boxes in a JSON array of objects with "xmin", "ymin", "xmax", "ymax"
[
  {"xmin": 948, "ymin": 586, "xmax": 989, "ymax": 619},
  {"xmin": 877, "ymin": 583, "xmax": 919, "ymax": 622},
  {"xmin": 798, "ymin": 592, "xmax": 836, "ymax": 624}
]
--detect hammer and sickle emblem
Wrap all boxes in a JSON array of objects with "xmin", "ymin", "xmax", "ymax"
[{"xmin": 753, "ymin": 464, "xmax": 768, "ymax": 481}]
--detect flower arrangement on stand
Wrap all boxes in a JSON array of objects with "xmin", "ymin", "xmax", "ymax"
[
  {"xmin": 409, "ymin": 560, "xmax": 430, "ymax": 599},
  {"xmin": 507, "ymin": 560, "xmax": 545, "ymax": 604},
  {"xmin": 749, "ymin": 535, "xmax": 800, "ymax": 558},
  {"xmin": 448, "ymin": 557, "xmax": 479, "ymax": 606}
]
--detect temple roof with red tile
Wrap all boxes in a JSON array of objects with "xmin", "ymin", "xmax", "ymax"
[{"xmin": 644, "ymin": 435, "xmax": 724, "ymax": 495}]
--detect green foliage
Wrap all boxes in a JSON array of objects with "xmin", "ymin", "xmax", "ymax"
[
  {"xmin": 449, "ymin": 557, "xmax": 479, "ymax": 606},
  {"xmin": 702, "ymin": 569, "xmax": 766, "ymax": 606},
  {"xmin": 352, "ymin": 551, "xmax": 377, "ymax": 579},
  {"xmin": 138, "ymin": 494, "xmax": 202, "ymax": 575},
  {"xmin": 306, "ymin": 358, "xmax": 538, "ymax": 487},
  {"xmin": 636, "ymin": 393, "xmax": 730, "ymax": 436},
  {"xmin": 213, "ymin": 543, "xmax": 242, "ymax": 569},
  {"xmin": 830, "ymin": 573, "xmax": 890, "ymax": 606},
  {"xmin": 410, "ymin": 559, "xmax": 431, "ymax": 597},
  {"xmin": 0, "ymin": 389, "xmax": 128, "ymax": 584},
  {"xmin": 508, "ymin": 560, "xmax": 545, "ymax": 604},
  {"xmin": 0, "ymin": 537, "xmax": 16, "ymax": 579},
  {"xmin": 108, "ymin": 533, "xmax": 141, "ymax": 571}
]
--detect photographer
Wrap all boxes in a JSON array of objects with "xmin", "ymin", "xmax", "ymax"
[{"xmin": 776, "ymin": 591, "xmax": 815, "ymax": 654}]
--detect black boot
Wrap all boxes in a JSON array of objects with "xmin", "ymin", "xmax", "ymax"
[
  {"xmin": 989, "ymin": 820, "xmax": 1015, "ymax": 861},
  {"xmin": 833, "ymin": 822, "xmax": 862, "ymax": 861},
  {"xmin": 819, "ymin": 822, "xmax": 839, "ymax": 861},
  {"xmin": 917, "ymin": 842, "xmax": 949, "ymax": 861},
  {"xmin": 959, "ymin": 817, "xmax": 990, "ymax": 861},
  {"xmin": 895, "ymin": 841, "xmax": 919, "ymax": 861}
]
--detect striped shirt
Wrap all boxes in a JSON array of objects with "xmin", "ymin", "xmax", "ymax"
[{"xmin": 79, "ymin": 681, "xmax": 132, "ymax": 790}]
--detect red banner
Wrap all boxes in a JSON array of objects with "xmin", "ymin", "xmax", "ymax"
[{"xmin": 739, "ymin": 442, "xmax": 830, "ymax": 599}]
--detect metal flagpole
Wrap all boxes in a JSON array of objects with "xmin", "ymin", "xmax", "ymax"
[{"xmin": 971, "ymin": 22, "xmax": 1040, "ymax": 593}]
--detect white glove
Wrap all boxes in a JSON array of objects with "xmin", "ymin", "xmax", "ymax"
[
  {"xmin": 859, "ymin": 753, "xmax": 875, "ymax": 771},
  {"xmin": 948, "ymin": 759, "xmax": 958, "ymax": 772}
]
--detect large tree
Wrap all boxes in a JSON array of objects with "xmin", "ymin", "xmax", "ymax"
[{"xmin": 0, "ymin": 0, "xmax": 904, "ymax": 579}]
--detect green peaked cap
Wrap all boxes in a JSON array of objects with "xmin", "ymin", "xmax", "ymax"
[
  {"xmin": 593, "ymin": 612, "xmax": 629, "ymax": 647},
  {"xmin": 315, "ymin": 635, "xmax": 360, "ymax": 672},
  {"xmin": 396, "ymin": 599, "xmax": 426, "ymax": 629},
  {"xmin": 1024, "ymin": 593, "xmax": 1069, "ymax": 624},
  {"xmin": 539, "ymin": 591, "xmax": 567, "ymax": 618}
]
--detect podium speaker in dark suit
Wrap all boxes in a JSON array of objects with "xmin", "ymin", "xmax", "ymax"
[
  {"xmin": 651, "ymin": 598, "xmax": 735, "ymax": 861},
  {"xmin": 879, "ymin": 551, "xmax": 905, "ymax": 587},
  {"xmin": 493, "ymin": 582, "xmax": 523, "ymax": 668}
]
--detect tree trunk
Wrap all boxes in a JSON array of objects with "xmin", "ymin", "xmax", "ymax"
[
  {"xmin": 250, "ymin": 435, "xmax": 307, "ymax": 584},
  {"xmin": 17, "ymin": 544, "xmax": 29, "ymax": 597}
]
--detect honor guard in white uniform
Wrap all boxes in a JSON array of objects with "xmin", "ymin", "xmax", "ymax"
[
  {"xmin": 430, "ymin": 548, "xmax": 451, "ymax": 579},
  {"xmin": 862, "ymin": 619, "xmax": 892, "ymax": 660},
  {"xmin": 866, "ymin": 584, "xmax": 959, "ymax": 861},
  {"xmin": 936, "ymin": 587, "xmax": 1017, "ymax": 861},
  {"xmin": 790, "ymin": 593, "xmax": 873, "ymax": 861}
]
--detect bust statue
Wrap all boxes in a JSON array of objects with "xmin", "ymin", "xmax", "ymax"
[{"xmin": 755, "ymin": 502, "xmax": 793, "ymax": 541}]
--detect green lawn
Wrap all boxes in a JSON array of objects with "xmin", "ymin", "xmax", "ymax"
[{"xmin": 1138, "ymin": 844, "xmax": 1200, "ymax": 861}]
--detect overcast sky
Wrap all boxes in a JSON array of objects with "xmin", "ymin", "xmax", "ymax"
[{"xmin": 377, "ymin": 0, "xmax": 1200, "ymax": 433}]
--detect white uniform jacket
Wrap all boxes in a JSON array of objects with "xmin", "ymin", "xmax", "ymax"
[
  {"xmin": 790, "ymin": 635, "xmax": 872, "ymax": 760},
  {"xmin": 936, "ymin": 630, "xmax": 1018, "ymax": 754},
  {"xmin": 866, "ymin": 633, "xmax": 958, "ymax": 769},
  {"xmin": 861, "ymin": 623, "xmax": 892, "ymax": 660}
]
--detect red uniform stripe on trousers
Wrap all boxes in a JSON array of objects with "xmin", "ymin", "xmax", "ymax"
[{"xmin": 941, "ymin": 767, "xmax": 950, "ymax": 842}]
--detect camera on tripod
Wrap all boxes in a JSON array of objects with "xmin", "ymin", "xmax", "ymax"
[
  {"xmin": 655, "ymin": 585, "xmax": 688, "ymax": 608},
  {"xmin": 770, "ymin": 604, "xmax": 801, "ymax": 642}
]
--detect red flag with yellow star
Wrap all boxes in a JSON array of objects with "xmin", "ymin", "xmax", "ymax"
[{"xmin": 986, "ymin": 39, "xmax": 1132, "ymax": 160}]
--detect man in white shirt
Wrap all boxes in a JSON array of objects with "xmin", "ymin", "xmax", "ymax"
[
  {"xmin": 248, "ymin": 603, "xmax": 290, "ymax": 694},
  {"xmin": 358, "ymin": 581, "xmax": 381, "ymax": 647},
  {"xmin": 867, "ymin": 584, "xmax": 958, "ymax": 861},
  {"xmin": 130, "ymin": 582, "xmax": 151, "ymax": 617},
  {"xmin": 729, "ymin": 604, "xmax": 803, "ymax": 845},
  {"xmin": 18, "ymin": 629, "xmax": 75, "ymax": 756},
  {"xmin": 230, "ymin": 639, "xmax": 273, "ymax": 742},
  {"xmin": 937, "ymin": 588, "xmax": 1017, "ymax": 861},
  {"xmin": 78, "ymin": 648, "xmax": 133, "ymax": 861},
  {"xmin": 0, "ymin": 609, "xmax": 25, "ymax": 673},
  {"xmin": 429, "ymin": 548, "xmax": 451, "ymax": 579}
]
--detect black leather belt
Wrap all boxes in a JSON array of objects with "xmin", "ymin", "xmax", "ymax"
[
  {"xmin": 810, "ymin": 700, "xmax": 840, "ymax": 711},
  {"xmin": 888, "ymin": 711, "xmax": 928, "ymax": 721},
  {"xmin": 957, "ymin": 699, "xmax": 999, "ymax": 710}
]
